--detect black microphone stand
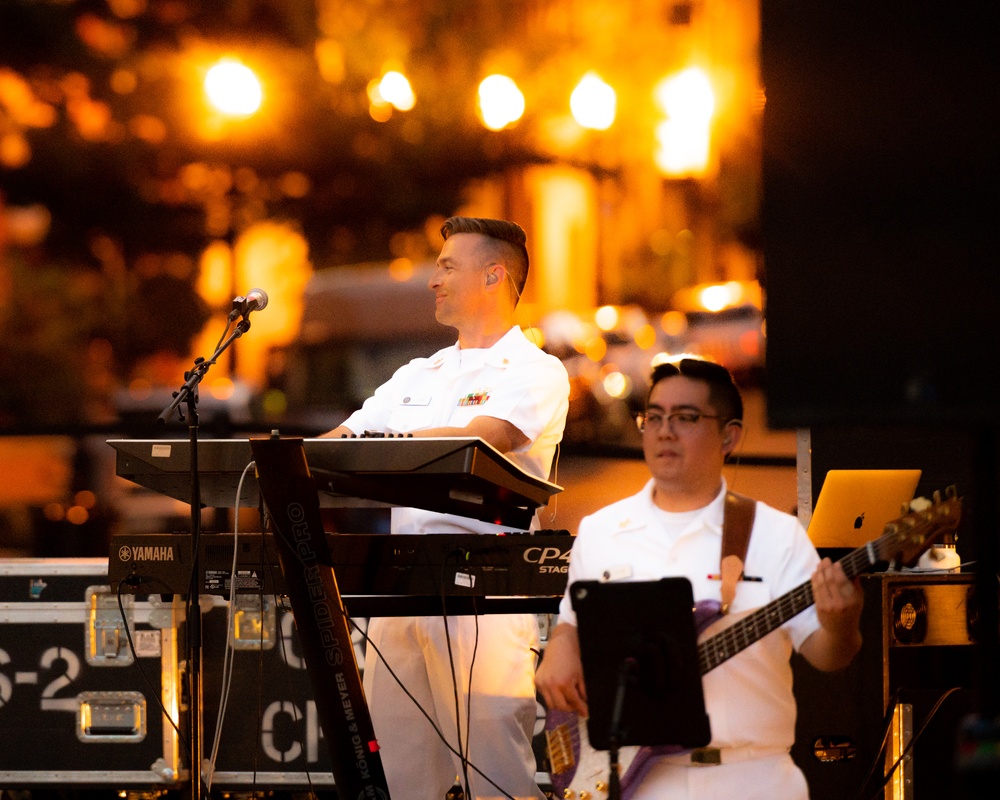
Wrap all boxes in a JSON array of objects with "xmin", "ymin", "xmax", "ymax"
[{"xmin": 159, "ymin": 314, "xmax": 252, "ymax": 800}]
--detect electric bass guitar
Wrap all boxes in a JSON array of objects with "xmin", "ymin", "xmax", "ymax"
[{"xmin": 544, "ymin": 489, "xmax": 962, "ymax": 799}]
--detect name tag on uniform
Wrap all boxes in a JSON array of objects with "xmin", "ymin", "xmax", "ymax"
[
  {"xmin": 400, "ymin": 395, "xmax": 431, "ymax": 406},
  {"xmin": 600, "ymin": 564, "xmax": 633, "ymax": 582}
]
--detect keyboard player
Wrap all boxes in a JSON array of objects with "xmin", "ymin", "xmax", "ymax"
[{"xmin": 321, "ymin": 217, "xmax": 569, "ymax": 800}]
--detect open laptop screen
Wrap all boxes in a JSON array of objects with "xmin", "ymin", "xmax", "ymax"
[{"xmin": 807, "ymin": 469, "xmax": 921, "ymax": 549}]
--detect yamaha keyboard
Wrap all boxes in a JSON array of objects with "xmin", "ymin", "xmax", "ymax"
[
  {"xmin": 108, "ymin": 436, "xmax": 561, "ymax": 529},
  {"xmin": 107, "ymin": 436, "xmax": 564, "ymax": 794},
  {"xmin": 109, "ymin": 531, "xmax": 572, "ymax": 615}
]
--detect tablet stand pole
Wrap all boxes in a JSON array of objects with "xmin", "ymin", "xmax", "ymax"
[{"xmin": 607, "ymin": 656, "xmax": 637, "ymax": 800}]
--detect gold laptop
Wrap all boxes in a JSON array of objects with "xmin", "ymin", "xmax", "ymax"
[{"xmin": 807, "ymin": 469, "xmax": 922, "ymax": 549}]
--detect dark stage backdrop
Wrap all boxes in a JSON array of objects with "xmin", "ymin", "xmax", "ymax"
[
  {"xmin": 762, "ymin": 6, "xmax": 1000, "ymax": 786},
  {"xmin": 761, "ymin": 1, "xmax": 999, "ymax": 428}
]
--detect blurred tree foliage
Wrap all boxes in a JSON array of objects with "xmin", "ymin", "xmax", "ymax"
[
  {"xmin": 0, "ymin": 0, "xmax": 527, "ymax": 264},
  {"xmin": 0, "ymin": 0, "xmax": 535, "ymax": 428},
  {"xmin": 0, "ymin": 251, "xmax": 209, "ymax": 427},
  {"xmin": 0, "ymin": 254, "xmax": 106, "ymax": 428}
]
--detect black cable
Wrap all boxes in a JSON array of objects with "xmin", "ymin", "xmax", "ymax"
[
  {"xmin": 851, "ymin": 687, "xmax": 903, "ymax": 800},
  {"xmin": 440, "ymin": 549, "xmax": 474, "ymax": 796},
  {"xmin": 437, "ymin": 547, "xmax": 504, "ymax": 798},
  {"xmin": 442, "ymin": 597, "xmax": 470, "ymax": 794},
  {"xmin": 463, "ymin": 592, "xmax": 483, "ymax": 797},
  {"xmin": 347, "ymin": 611, "xmax": 516, "ymax": 799},
  {"xmin": 237, "ymin": 526, "xmax": 447, "ymax": 793},
  {"xmin": 263, "ymin": 531, "xmax": 518, "ymax": 799},
  {"xmin": 864, "ymin": 686, "xmax": 964, "ymax": 800}
]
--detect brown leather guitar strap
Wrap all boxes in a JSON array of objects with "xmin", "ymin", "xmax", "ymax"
[{"xmin": 720, "ymin": 491, "xmax": 756, "ymax": 615}]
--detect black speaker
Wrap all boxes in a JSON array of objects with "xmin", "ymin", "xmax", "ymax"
[
  {"xmin": 792, "ymin": 573, "xmax": 979, "ymax": 799},
  {"xmin": 761, "ymin": 1, "xmax": 1000, "ymax": 427}
]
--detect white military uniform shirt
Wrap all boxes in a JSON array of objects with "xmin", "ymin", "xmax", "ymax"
[{"xmin": 340, "ymin": 325, "xmax": 569, "ymax": 533}]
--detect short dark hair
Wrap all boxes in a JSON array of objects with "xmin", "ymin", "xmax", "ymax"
[
  {"xmin": 440, "ymin": 216, "xmax": 529, "ymax": 301},
  {"xmin": 647, "ymin": 358, "xmax": 744, "ymax": 425}
]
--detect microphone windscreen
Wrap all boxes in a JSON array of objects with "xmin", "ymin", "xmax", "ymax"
[{"xmin": 247, "ymin": 288, "xmax": 268, "ymax": 310}]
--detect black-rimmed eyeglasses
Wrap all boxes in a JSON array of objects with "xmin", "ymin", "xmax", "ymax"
[{"xmin": 636, "ymin": 410, "xmax": 724, "ymax": 434}]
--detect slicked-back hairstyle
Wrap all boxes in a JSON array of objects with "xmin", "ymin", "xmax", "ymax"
[
  {"xmin": 440, "ymin": 216, "xmax": 529, "ymax": 303},
  {"xmin": 647, "ymin": 358, "xmax": 744, "ymax": 427}
]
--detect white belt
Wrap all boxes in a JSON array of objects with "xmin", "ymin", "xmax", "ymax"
[{"xmin": 659, "ymin": 746, "xmax": 788, "ymax": 767}]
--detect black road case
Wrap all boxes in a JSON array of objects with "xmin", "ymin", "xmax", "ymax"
[{"xmin": 0, "ymin": 558, "xmax": 183, "ymax": 788}]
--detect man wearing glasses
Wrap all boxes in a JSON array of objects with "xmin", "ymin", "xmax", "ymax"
[{"xmin": 535, "ymin": 357, "xmax": 863, "ymax": 799}]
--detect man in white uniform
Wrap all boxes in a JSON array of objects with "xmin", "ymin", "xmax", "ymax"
[
  {"xmin": 535, "ymin": 358, "xmax": 862, "ymax": 800},
  {"xmin": 324, "ymin": 217, "xmax": 569, "ymax": 800}
]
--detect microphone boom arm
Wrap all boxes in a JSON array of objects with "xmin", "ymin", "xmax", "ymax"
[{"xmin": 158, "ymin": 317, "xmax": 250, "ymax": 424}]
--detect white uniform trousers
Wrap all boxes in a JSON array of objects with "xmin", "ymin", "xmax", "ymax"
[
  {"xmin": 363, "ymin": 613, "xmax": 543, "ymax": 800},
  {"xmin": 631, "ymin": 752, "xmax": 808, "ymax": 800}
]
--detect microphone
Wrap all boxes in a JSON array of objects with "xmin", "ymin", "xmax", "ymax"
[{"xmin": 229, "ymin": 288, "xmax": 269, "ymax": 320}]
